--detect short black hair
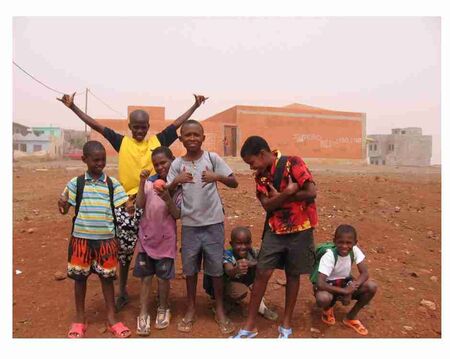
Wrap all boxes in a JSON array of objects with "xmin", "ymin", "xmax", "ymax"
[
  {"xmin": 83, "ymin": 140, "xmax": 105, "ymax": 157},
  {"xmin": 231, "ymin": 226, "xmax": 252, "ymax": 242},
  {"xmin": 129, "ymin": 109, "xmax": 149, "ymax": 123},
  {"xmin": 152, "ymin": 146, "xmax": 175, "ymax": 160},
  {"xmin": 240, "ymin": 136, "xmax": 271, "ymax": 158},
  {"xmin": 180, "ymin": 119, "xmax": 204, "ymax": 134},
  {"xmin": 334, "ymin": 224, "xmax": 357, "ymax": 243}
]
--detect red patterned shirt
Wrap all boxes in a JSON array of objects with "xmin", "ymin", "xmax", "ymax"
[{"xmin": 255, "ymin": 150, "xmax": 318, "ymax": 235}]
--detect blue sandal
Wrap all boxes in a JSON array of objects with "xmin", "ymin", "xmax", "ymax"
[
  {"xmin": 278, "ymin": 326, "xmax": 293, "ymax": 338},
  {"xmin": 230, "ymin": 328, "xmax": 258, "ymax": 338}
]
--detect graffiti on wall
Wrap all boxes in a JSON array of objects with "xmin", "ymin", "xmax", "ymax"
[{"xmin": 293, "ymin": 133, "xmax": 362, "ymax": 149}]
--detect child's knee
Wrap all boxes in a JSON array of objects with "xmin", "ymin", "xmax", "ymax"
[
  {"xmin": 315, "ymin": 291, "xmax": 333, "ymax": 307},
  {"xmin": 366, "ymin": 280, "xmax": 378, "ymax": 295}
]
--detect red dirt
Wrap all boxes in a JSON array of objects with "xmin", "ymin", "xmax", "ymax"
[{"xmin": 13, "ymin": 161, "xmax": 441, "ymax": 338}]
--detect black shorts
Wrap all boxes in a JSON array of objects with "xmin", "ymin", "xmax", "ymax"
[
  {"xmin": 257, "ymin": 228, "xmax": 315, "ymax": 276},
  {"xmin": 133, "ymin": 252, "xmax": 175, "ymax": 280}
]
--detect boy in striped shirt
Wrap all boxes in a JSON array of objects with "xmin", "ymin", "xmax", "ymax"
[{"xmin": 58, "ymin": 141, "xmax": 131, "ymax": 338}]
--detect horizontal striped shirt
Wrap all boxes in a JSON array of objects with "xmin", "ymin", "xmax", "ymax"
[{"xmin": 65, "ymin": 172, "xmax": 128, "ymax": 240}]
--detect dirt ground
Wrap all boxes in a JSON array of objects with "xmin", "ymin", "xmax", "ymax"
[{"xmin": 12, "ymin": 159, "xmax": 441, "ymax": 338}]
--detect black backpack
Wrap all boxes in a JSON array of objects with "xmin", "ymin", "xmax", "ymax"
[{"xmin": 72, "ymin": 175, "xmax": 117, "ymax": 234}]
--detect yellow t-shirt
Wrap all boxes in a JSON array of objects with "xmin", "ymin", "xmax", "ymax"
[{"xmin": 118, "ymin": 135, "xmax": 161, "ymax": 195}]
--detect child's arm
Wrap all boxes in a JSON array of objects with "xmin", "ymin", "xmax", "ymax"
[
  {"xmin": 170, "ymin": 94, "xmax": 208, "ymax": 130},
  {"xmin": 286, "ymin": 180, "xmax": 317, "ymax": 203},
  {"xmin": 136, "ymin": 170, "xmax": 150, "ymax": 209},
  {"xmin": 57, "ymin": 93, "xmax": 105, "ymax": 134},
  {"xmin": 156, "ymin": 188, "xmax": 181, "ymax": 219},
  {"xmin": 257, "ymin": 176, "xmax": 299, "ymax": 212},
  {"xmin": 201, "ymin": 168, "xmax": 238, "ymax": 188},
  {"xmin": 352, "ymin": 260, "xmax": 370, "ymax": 290},
  {"xmin": 317, "ymin": 273, "xmax": 356, "ymax": 296}
]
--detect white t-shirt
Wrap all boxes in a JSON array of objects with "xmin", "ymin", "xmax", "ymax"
[{"xmin": 318, "ymin": 245, "xmax": 365, "ymax": 281}]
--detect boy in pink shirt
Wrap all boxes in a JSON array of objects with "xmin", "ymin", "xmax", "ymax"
[{"xmin": 133, "ymin": 147, "xmax": 182, "ymax": 336}]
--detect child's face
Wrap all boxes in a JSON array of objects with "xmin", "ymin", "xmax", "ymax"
[
  {"xmin": 129, "ymin": 116, "xmax": 149, "ymax": 142},
  {"xmin": 242, "ymin": 151, "xmax": 271, "ymax": 176},
  {"xmin": 231, "ymin": 232, "xmax": 252, "ymax": 259},
  {"xmin": 125, "ymin": 195, "xmax": 136, "ymax": 216},
  {"xmin": 180, "ymin": 123, "xmax": 205, "ymax": 153},
  {"xmin": 334, "ymin": 233, "xmax": 356, "ymax": 256},
  {"xmin": 152, "ymin": 153, "xmax": 173, "ymax": 180},
  {"xmin": 82, "ymin": 149, "xmax": 106, "ymax": 176}
]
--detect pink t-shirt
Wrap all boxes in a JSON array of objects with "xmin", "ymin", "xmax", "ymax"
[{"xmin": 137, "ymin": 181, "xmax": 181, "ymax": 259}]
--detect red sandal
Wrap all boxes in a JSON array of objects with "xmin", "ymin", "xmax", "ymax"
[
  {"xmin": 67, "ymin": 323, "xmax": 87, "ymax": 338},
  {"xmin": 343, "ymin": 318, "xmax": 368, "ymax": 336},
  {"xmin": 108, "ymin": 322, "xmax": 131, "ymax": 338}
]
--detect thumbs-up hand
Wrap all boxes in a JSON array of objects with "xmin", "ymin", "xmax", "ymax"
[
  {"xmin": 201, "ymin": 165, "xmax": 217, "ymax": 188},
  {"xmin": 175, "ymin": 167, "xmax": 194, "ymax": 185}
]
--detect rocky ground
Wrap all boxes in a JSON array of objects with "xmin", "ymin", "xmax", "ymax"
[{"xmin": 12, "ymin": 159, "xmax": 441, "ymax": 338}]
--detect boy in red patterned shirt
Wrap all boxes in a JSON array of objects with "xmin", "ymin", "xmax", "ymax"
[{"xmin": 232, "ymin": 136, "xmax": 317, "ymax": 338}]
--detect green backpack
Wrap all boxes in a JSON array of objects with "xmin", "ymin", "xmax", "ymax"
[{"xmin": 309, "ymin": 242, "xmax": 355, "ymax": 284}]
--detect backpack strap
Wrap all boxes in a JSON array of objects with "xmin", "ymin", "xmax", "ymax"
[
  {"xmin": 262, "ymin": 156, "xmax": 289, "ymax": 238},
  {"xmin": 330, "ymin": 247, "xmax": 339, "ymax": 265},
  {"xmin": 72, "ymin": 175, "xmax": 86, "ymax": 234},
  {"xmin": 106, "ymin": 176, "xmax": 118, "ymax": 228},
  {"xmin": 207, "ymin": 151, "xmax": 216, "ymax": 172},
  {"xmin": 350, "ymin": 248, "xmax": 355, "ymax": 264}
]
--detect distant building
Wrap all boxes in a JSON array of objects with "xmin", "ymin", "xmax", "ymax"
[
  {"xmin": 368, "ymin": 127, "xmax": 432, "ymax": 166},
  {"xmin": 92, "ymin": 102, "xmax": 367, "ymax": 162},
  {"xmin": 13, "ymin": 125, "xmax": 65, "ymax": 158},
  {"xmin": 13, "ymin": 122, "xmax": 30, "ymax": 136}
]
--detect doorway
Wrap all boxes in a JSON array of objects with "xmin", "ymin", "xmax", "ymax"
[{"xmin": 223, "ymin": 126, "xmax": 237, "ymax": 156}]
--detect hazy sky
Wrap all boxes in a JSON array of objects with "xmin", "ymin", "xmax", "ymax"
[{"xmin": 13, "ymin": 17, "xmax": 441, "ymax": 163}]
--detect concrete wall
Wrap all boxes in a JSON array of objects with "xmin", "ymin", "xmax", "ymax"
[{"xmin": 368, "ymin": 131, "xmax": 432, "ymax": 166}]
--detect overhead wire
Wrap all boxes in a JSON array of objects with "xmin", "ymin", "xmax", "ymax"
[
  {"xmin": 88, "ymin": 90, "xmax": 126, "ymax": 117},
  {"xmin": 13, "ymin": 60, "xmax": 124, "ymax": 117}
]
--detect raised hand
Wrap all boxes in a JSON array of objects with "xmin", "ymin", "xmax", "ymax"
[
  {"xmin": 201, "ymin": 166, "xmax": 217, "ymax": 187},
  {"xmin": 140, "ymin": 169, "xmax": 151, "ymax": 181},
  {"xmin": 193, "ymin": 94, "xmax": 208, "ymax": 107},
  {"xmin": 57, "ymin": 92, "xmax": 76, "ymax": 108}
]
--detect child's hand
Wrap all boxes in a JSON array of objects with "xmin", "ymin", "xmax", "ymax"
[
  {"xmin": 283, "ymin": 176, "xmax": 299, "ymax": 196},
  {"xmin": 175, "ymin": 170, "xmax": 194, "ymax": 185},
  {"xmin": 140, "ymin": 169, "xmax": 151, "ymax": 181},
  {"xmin": 58, "ymin": 190, "xmax": 69, "ymax": 215},
  {"xmin": 236, "ymin": 259, "xmax": 249, "ymax": 275},
  {"xmin": 201, "ymin": 166, "xmax": 218, "ymax": 188},
  {"xmin": 193, "ymin": 94, "xmax": 208, "ymax": 107},
  {"xmin": 266, "ymin": 183, "xmax": 279, "ymax": 198},
  {"xmin": 57, "ymin": 92, "xmax": 76, "ymax": 108},
  {"xmin": 155, "ymin": 187, "xmax": 171, "ymax": 202}
]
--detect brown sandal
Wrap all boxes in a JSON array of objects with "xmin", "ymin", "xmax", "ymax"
[{"xmin": 215, "ymin": 316, "xmax": 235, "ymax": 335}]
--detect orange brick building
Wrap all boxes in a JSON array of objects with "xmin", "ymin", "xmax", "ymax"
[{"xmin": 91, "ymin": 102, "xmax": 366, "ymax": 161}]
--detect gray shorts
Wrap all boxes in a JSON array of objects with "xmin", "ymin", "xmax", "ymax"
[
  {"xmin": 257, "ymin": 228, "xmax": 315, "ymax": 276},
  {"xmin": 181, "ymin": 223, "xmax": 225, "ymax": 277}
]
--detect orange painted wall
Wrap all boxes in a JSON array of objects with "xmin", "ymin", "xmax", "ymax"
[
  {"xmin": 235, "ymin": 108, "xmax": 364, "ymax": 159},
  {"xmin": 91, "ymin": 103, "xmax": 365, "ymax": 160}
]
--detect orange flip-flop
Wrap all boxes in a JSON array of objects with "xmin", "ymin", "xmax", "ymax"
[
  {"xmin": 321, "ymin": 307, "xmax": 336, "ymax": 325},
  {"xmin": 342, "ymin": 318, "xmax": 368, "ymax": 336}
]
